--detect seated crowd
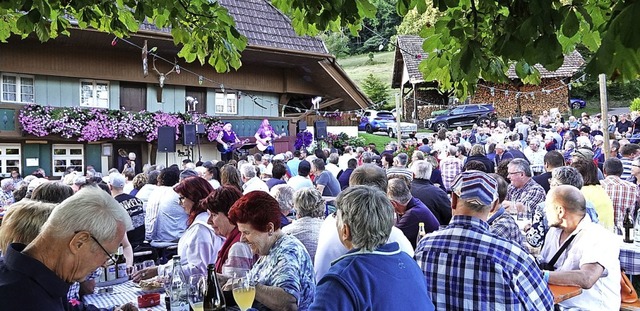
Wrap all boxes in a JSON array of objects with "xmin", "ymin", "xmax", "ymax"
[{"xmin": 0, "ymin": 110, "xmax": 636, "ymax": 310}]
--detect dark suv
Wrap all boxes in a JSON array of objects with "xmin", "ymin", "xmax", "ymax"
[{"xmin": 426, "ymin": 104, "xmax": 497, "ymax": 131}]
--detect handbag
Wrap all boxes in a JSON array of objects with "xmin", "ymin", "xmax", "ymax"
[
  {"xmin": 538, "ymin": 232, "xmax": 579, "ymax": 271},
  {"xmin": 621, "ymin": 270, "xmax": 638, "ymax": 303}
]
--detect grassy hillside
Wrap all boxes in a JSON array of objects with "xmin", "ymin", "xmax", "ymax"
[{"xmin": 338, "ymin": 51, "xmax": 396, "ymax": 98}]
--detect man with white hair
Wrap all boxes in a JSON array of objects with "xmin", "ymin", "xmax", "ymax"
[
  {"xmin": 385, "ymin": 153, "xmax": 413, "ymax": 181},
  {"xmin": 0, "ymin": 187, "xmax": 133, "ymax": 309},
  {"xmin": 311, "ymin": 185, "xmax": 435, "ymax": 310},
  {"xmin": 493, "ymin": 143, "xmax": 513, "ymax": 167},
  {"xmin": 388, "ymin": 178, "xmax": 440, "ymax": 248},
  {"xmin": 439, "ymin": 146, "xmax": 463, "ymax": 192},
  {"xmin": 524, "ymin": 138, "xmax": 546, "ymax": 175},
  {"xmin": 240, "ymin": 163, "xmax": 268, "ymax": 194},
  {"xmin": 410, "ymin": 160, "xmax": 452, "ymax": 225},
  {"xmin": 0, "ymin": 178, "xmax": 15, "ymax": 208}
]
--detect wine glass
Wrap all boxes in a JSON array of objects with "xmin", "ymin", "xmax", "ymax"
[
  {"xmin": 187, "ymin": 274, "xmax": 206, "ymax": 311},
  {"xmin": 232, "ymin": 275, "xmax": 256, "ymax": 311}
]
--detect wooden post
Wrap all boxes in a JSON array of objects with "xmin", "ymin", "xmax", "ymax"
[
  {"xmin": 395, "ymin": 93, "xmax": 401, "ymax": 146},
  {"xmin": 599, "ymin": 74, "xmax": 610, "ymax": 161}
]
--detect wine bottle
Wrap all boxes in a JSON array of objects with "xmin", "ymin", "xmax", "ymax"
[
  {"xmin": 416, "ymin": 222, "xmax": 426, "ymax": 246},
  {"xmin": 115, "ymin": 245, "xmax": 127, "ymax": 279},
  {"xmin": 204, "ymin": 264, "xmax": 226, "ymax": 311},
  {"xmin": 624, "ymin": 208, "xmax": 634, "ymax": 243},
  {"xmin": 170, "ymin": 256, "xmax": 189, "ymax": 311}
]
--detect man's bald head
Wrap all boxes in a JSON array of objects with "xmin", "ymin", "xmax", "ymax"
[{"xmin": 547, "ymin": 185, "xmax": 586, "ymax": 215}]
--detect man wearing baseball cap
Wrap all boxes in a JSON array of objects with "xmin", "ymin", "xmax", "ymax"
[{"xmin": 415, "ymin": 170, "xmax": 553, "ymax": 310}]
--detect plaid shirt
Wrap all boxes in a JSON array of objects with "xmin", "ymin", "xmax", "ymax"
[
  {"xmin": 439, "ymin": 156, "xmax": 463, "ymax": 191},
  {"xmin": 600, "ymin": 175, "xmax": 637, "ymax": 230},
  {"xmin": 488, "ymin": 207, "xmax": 528, "ymax": 251},
  {"xmin": 415, "ymin": 215, "xmax": 553, "ymax": 310},
  {"xmin": 507, "ymin": 178, "xmax": 546, "ymax": 219}
]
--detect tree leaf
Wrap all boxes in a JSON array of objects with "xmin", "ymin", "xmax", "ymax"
[{"xmin": 562, "ymin": 8, "xmax": 579, "ymax": 38}]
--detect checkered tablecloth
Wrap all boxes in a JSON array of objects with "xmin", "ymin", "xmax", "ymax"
[
  {"xmin": 620, "ymin": 240, "xmax": 640, "ymax": 275},
  {"xmin": 83, "ymin": 280, "xmax": 166, "ymax": 311}
]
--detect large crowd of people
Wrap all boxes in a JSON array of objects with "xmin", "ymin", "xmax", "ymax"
[{"xmin": 0, "ymin": 110, "xmax": 637, "ymax": 310}]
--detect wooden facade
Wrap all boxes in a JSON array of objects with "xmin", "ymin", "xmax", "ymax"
[{"xmin": 0, "ymin": 1, "xmax": 370, "ymax": 177}]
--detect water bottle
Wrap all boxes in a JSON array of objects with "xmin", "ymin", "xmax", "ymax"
[{"xmin": 169, "ymin": 255, "xmax": 189, "ymax": 311}]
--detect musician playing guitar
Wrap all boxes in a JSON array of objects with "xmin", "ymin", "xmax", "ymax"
[
  {"xmin": 255, "ymin": 118, "xmax": 282, "ymax": 155},
  {"xmin": 216, "ymin": 122, "xmax": 245, "ymax": 162}
]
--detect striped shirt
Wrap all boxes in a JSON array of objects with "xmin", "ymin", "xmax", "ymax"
[
  {"xmin": 415, "ymin": 215, "xmax": 553, "ymax": 310},
  {"xmin": 621, "ymin": 158, "xmax": 634, "ymax": 180}
]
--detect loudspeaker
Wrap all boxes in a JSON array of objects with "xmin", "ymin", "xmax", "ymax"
[
  {"xmin": 297, "ymin": 120, "xmax": 307, "ymax": 133},
  {"xmin": 196, "ymin": 123, "xmax": 206, "ymax": 134},
  {"xmin": 158, "ymin": 126, "xmax": 176, "ymax": 152},
  {"xmin": 314, "ymin": 120, "xmax": 327, "ymax": 140},
  {"xmin": 183, "ymin": 124, "xmax": 196, "ymax": 146}
]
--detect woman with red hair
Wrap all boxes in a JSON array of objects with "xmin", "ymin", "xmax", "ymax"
[
  {"xmin": 226, "ymin": 191, "xmax": 315, "ymax": 310},
  {"xmin": 134, "ymin": 176, "xmax": 223, "ymax": 281},
  {"xmin": 202, "ymin": 185, "xmax": 253, "ymax": 275}
]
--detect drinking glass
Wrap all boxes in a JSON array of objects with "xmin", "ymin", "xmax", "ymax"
[
  {"xmin": 187, "ymin": 274, "xmax": 206, "ymax": 311},
  {"xmin": 232, "ymin": 275, "xmax": 256, "ymax": 311},
  {"xmin": 161, "ymin": 266, "xmax": 173, "ymax": 295}
]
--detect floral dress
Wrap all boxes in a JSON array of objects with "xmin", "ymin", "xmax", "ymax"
[{"xmin": 250, "ymin": 234, "xmax": 315, "ymax": 311}]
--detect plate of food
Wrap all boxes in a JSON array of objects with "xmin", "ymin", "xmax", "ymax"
[{"xmin": 137, "ymin": 277, "xmax": 165, "ymax": 293}]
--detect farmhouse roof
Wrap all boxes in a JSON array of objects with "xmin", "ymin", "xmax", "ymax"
[
  {"xmin": 392, "ymin": 35, "xmax": 584, "ymax": 88},
  {"xmin": 139, "ymin": 0, "xmax": 328, "ymax": 55}
]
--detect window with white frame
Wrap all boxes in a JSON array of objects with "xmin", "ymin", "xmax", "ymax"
[
  {"xmin": 215, "ymin": 92, "xmax": 237, "ymax": 114},
  {"xmin": 80, "ymin": 80, "xmax": 109, "ymax": 108},
  {"xmin": 52, "ymin": 144, "xmax": 84, "ymax": 177},
  {"xmin": 0, "ymin": 144, "xmax": 21, "ymax": 177},
  {"xmin": 1, "ymin": 74, "xmax": 35, "ymax": 103}
]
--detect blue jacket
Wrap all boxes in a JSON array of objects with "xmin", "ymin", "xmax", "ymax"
[{"xmin": 310, "ymin": 243, "xmax": 435, "ymax": 311}]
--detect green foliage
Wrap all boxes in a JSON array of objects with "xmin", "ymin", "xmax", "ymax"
[
  {"xmin": 395, "ymin": 6, "xmax": 439, "ymax": 36},
  {"xmin": 322, "ymin": 32, "xmax": 351, "ymax": 57},
  {"xmin": 1, "ymin": 0, "xmax": 247, "ymax": 73},
  {"xmin": 275, "ymin": 0, "xmax": 640, "ymax": 100},
  {"xmin": 630, "ymin": 98, "xmax": 640, "ymax": 112},
  {"xmin": 361, "ymin": 73, "xmax": 389, "ymax": 104},
  {"xmin": 571, "ymin": 76, "xmax": 640, "ymax": 102},
  {"xmin": 329, "ymin": 132, "xmax": 366, "ymax": 151}
]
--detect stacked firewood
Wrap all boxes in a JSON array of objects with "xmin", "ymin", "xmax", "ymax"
[{"xmin": 472, "ymin": 79, "xmax": 571, "ymax": 118}]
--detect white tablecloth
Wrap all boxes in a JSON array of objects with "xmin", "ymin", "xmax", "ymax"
[{"xmin": 83, "ymin": 280, "xmax": 166, "ymax": 311}]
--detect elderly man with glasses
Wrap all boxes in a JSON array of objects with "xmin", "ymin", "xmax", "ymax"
[
  {"xmin": 0, "ymin": 187, "xmax": 133, "ymax": 310},
  {"xmin": 525, "ymin": 166, "xmax": 599, "ymax": 248},
  {"xmin": 503, "ymin": 158, "xmax": 546, "ymax": 219}
]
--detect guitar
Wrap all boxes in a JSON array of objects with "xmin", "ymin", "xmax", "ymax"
[
  {"xmin": 256, "ymin": 134, "xmax": 283, "ymax": 152},
  {"xmin": 217, "ymin": 139, "xmax": 250, "ymax": 153}
]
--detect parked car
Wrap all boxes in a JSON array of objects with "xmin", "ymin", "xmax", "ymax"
[
  {"xmin": 426, "ymin": 104, "xmax": 497, "ymax": 131},
  {"xmin": 570, "ymin": 98, "xmax": 586, "ymax": 109},
  {"xmin": 358, "ymin": 110, "xmax": 417, "ymax": 138}
]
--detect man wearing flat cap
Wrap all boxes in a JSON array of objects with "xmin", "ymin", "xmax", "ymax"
[{"xmin": 415, "ymin": 170, "xmax": 553, "ymax": 310}]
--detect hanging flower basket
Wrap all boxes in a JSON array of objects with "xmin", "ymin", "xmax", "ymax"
[{"xmin": 18, "ymin": 104, "xmax": 224, "ymax": 143}]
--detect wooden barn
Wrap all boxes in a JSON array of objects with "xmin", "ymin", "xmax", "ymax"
[{"xmin": 392, "ymin": 35, "xmax": 584, "ymax": 123}]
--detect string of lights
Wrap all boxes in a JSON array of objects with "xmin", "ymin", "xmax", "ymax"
[{"xmin": 114, "ymin": 36, "xmax": 378, "ymax": 115}]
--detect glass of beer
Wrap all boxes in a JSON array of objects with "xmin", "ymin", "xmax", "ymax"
[
  {"xmin": 187, "ymin": 273, "xmax": 206, "ymax": 311},
  {"xmin": 232, "ymin": 275, "xmax": 256, "ymax": 311}
]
